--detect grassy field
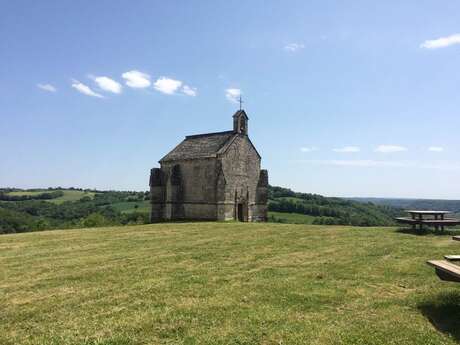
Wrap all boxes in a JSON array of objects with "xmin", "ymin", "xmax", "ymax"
[
  {"xmin": 1, "ymin": 223, "xmax": 460, "ymax": 345},
  {"xmin": 110, "ymin": 200, "xmax": 151, "ymax": 214},
  {"xmin": 268, "ymin": 211, "xmax": 316, "ymax": 224},
  {"xmin": 7, "ymin": 190, "xmax": 47, "ymax": 197},
  {"xmin": 50, "ymin": 190, "xmax": 97, "ymax": 204},
  {"xmin": 7, "ymin": 189, "xmax": 96, "ymax": 204}
]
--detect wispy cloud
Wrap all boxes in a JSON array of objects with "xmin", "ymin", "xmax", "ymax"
[
  {"xmin": 428, "ymin": 146, "xmax": 444, "ymax": 152},
  {"xmin": 71, "ymin": 80, "xmax": 103, "ymax": 98},
  {"xmin": 374, "ymin": 145, "xmax": 407, "ymax": 153},
  {"xmin": 299, "ymin": 159, "xmax": 460, "ymax": 171},
  {"xmin": 225, "ymin": 88, "xmax": 241, "ymax": 103},
  {"xmin": 300, "ymin": 147, "xmax": 319, "ymax": 153},
  {"xmin": 333, "ymin": 146, "xmax": 360, "ymax": 153},
  {"xmin": 153, "ymin": 77, "xmax": 182, "ymax": 95},
  {"xmin": 37, "ymin": 83, "xmax": 57, "ymax": 92},
  {"xmin": 420, "ymin": 33, "xmax": 460, "ymax": 49},
  {"xmin": 284, "ymin": 43, "xmax": 305, "ymax": 52},
  {"xmin": 92, "ymin": 76, "xmax": 122, "ymax": 94},
  {"xmin": 122, "ymin": 70, "xmax": 151, "ymax": 88},
  {"xmin": 182, "ymin": 85, "xmax": 197, "ymax": 96},
  {"xmin": 301, "ymin": 159, "xmax": 413, "ymax": 167}
]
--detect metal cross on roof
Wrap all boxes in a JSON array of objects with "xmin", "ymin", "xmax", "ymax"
[{"xmin": 238, "ymin": 95, "xmax": 243, "ymax": 110}]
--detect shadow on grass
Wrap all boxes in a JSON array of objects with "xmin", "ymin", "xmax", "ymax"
[
  {"xmin": 396, "ymin": 227, "xmax": 460, "ymax": 237},
  {"xmin": 418, "ymin": 290, "xmax": 460, "ymax": 341}
]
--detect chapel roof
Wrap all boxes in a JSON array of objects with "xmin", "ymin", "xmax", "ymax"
[{"xmin": 159, "ymin": 130, "xmax": 237, "ymax": 162}]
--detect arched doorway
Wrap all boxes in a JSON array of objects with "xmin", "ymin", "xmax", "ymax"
[
  {"xmin": 237, "ymin": 203, "xmax": 244, "ymax": 222},
  {"xmin": 236, "ymin": 202, "xmax": 248, "ymax": 222}
]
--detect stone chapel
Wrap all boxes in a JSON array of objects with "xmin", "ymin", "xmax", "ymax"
[{"xmin": 149, "ymin": 109, "xmax": 268, "ymax": 222}]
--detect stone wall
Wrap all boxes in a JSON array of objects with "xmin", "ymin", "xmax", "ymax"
[
  {"xmin": 220, "ymin": 135, "xmax": 262, "ymax": 221},
  {"xmin": 154, "ymin": 158, "xmax": 219, "ymax": 220},
  {"xmin": 149, "ymin": 168, "xmax": 165, "ymax": 222},
  {"xmin": 253, "ymin": 169, "xmax": 268, "ymax": 221},
  {"xmin": 150, "ymin": 134, "xmax": 268, "ymax": 222}
]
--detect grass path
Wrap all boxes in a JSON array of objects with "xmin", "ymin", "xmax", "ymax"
[{"xmin": 1, "ymin": 223, "xmax": 459, "ymax": 345}]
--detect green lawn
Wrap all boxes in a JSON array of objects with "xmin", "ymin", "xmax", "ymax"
[
  {"xmin": 1, "ymin": 223, "xmax": 459, "ymax": 345},
  {"xmin": 268, "ymin": 211, "xmax": 316, "ymax": 224}
]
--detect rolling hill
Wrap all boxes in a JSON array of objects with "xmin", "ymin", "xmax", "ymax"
[
  {"xmin": 0, "ymin": 186, "xmax": 403, "ymax": 234},
  {"xmin": 350, "ymin": 197, "xmax": 460, "ymax": 216},
  {"xmin": 268, "ymin": 186, "xmax": 402, "ymax": 226},
  {"xmin": 0, "ymin": 186, "xmax": 404, "ymax": 234}
]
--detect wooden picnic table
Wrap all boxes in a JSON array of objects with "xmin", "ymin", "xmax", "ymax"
[
  {"xmin": 395, "ymin": 210, "xmax": 460, "ymax": 231},
  {"xmin": 408, "ymin": 210, "xmax": 450, "ymax": 217}
]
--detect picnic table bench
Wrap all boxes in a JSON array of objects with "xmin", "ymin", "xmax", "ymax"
[
  {"xmin": 427, "ymin": 236, "xmax": 460, "ymax": 283},
  {"xmin": 395, "ymin": 210, "xmax": 460, "ymax": 231}
]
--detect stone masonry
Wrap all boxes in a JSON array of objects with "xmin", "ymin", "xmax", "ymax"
[{"xmin": 149, "ymin": 110, "xmax": 268, "ymax": 222}]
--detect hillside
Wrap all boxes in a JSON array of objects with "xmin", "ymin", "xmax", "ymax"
[
  {"xmin": 1, "ymin": 222, "xmax": 459, "ymax": 344},
  {"xmin": 0, "ymin": 188, "xmax": 149, "ymax": 234},
  {"xmin": 0, "ymin": 186, "xmax": 402, "ymax": 234},
  {"xmin": 350, "ymin": 197, "xmax": 460, "ymax": 216},
  {"xmin": 268, "ymin": 186, "xmax": 402, "ymax": 226}
]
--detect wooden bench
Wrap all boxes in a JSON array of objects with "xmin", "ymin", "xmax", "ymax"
[
  {"xmin": 444, "ymin": 255, "xmax": 460, "ymax": 261},
  {"xmin": 427, "ymin": 260, "xmax": 460, "ymax": 283}
]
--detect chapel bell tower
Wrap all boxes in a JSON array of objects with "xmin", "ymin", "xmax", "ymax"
[{"xmin": 233, "ymin": 110, "xmax": 248, "ymax": 135}]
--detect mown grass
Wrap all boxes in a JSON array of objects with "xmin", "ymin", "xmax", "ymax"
[{"xmin": 1, "ymin": 223, "xmax": 460, "ymax": 345}]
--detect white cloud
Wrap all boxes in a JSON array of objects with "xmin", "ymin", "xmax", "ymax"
[
  {"xmin": 284, "ymin": 43, "xmax": 305, "ymax": 52},
  {"xmin": 182, "ymin": 85, "xmax": 197, "ymax": 96},
  {"xmin": 71, "ymin": 80, "xmax": 103, "ymax": 98},
  {"xmin": 37, "ymin": 83, "xmax": 56, "ymax": 92},
  {"xmin": 299, "ymin": 159, "xmax": 460, "ymax": 171},
  {"xmin": 300, "ymin": 147, "xmax": 319, "ymax": 153},
  {"xmin": 122, "ymin": 70, "xmax": 151, "ymax": 88},
  {"xmin": 153, "ymin": 77, "xmax": 182, "ymax": 95},
  {"xmin": 374, "ymin": 145, "xmax": 407, "ymax": 153},
  {"xmin": 420, "ymin": 33, "xmax": 460, "ymax": 49},
  {"xmin": 93, "ymin": 76, "xmax": 122, "ymax": 94},
  {"xmin": 225, "ymin": 88, "xmax": 241, "ymax": 103},
  {"xmin": 301, "ymin": 159, "xmax": 413, "ymax": 168},
  {"xmin": 333, "ymin": 146, "xmax": 360, "ymax": 153},
  {"xmin": 428, "ymin": 146, "xmax": 444, "ymax": 152}
]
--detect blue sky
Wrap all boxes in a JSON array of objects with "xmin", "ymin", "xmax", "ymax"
[{"xmin": 1, "ymin": 1, "xmax": 460, "ymax": 199}]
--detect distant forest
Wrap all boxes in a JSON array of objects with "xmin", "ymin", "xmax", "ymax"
[
  {"xmin": 0, "ymin": 186, "xmax": 411, "ymax": 234},
  {"xmin": 349, "ymin": 197, "xmax": 460, "ymax": 215},
  {"xmin": 267, "ymin": 186, "xmax": 402, "ymax": 226},
  {"xmin": 0, "ymin": 188, "xmax": 149, "ymax": 234}
]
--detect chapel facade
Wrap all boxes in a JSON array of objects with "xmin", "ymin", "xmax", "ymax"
[{"xmin": 149, "ymin": 110, "xmax": 268, "ymax": 222}]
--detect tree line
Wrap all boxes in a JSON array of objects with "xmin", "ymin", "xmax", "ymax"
[
  {"xmin": 268, "ymin": 186, "xmax": 402, "ymax": 226},
  {"xmin": 0, "ymin": 190, "xmax": 149, "ymax": 234},
  {"xmin": 0, "ymin": 186, "xmax": 405, "ymax": 234}
]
